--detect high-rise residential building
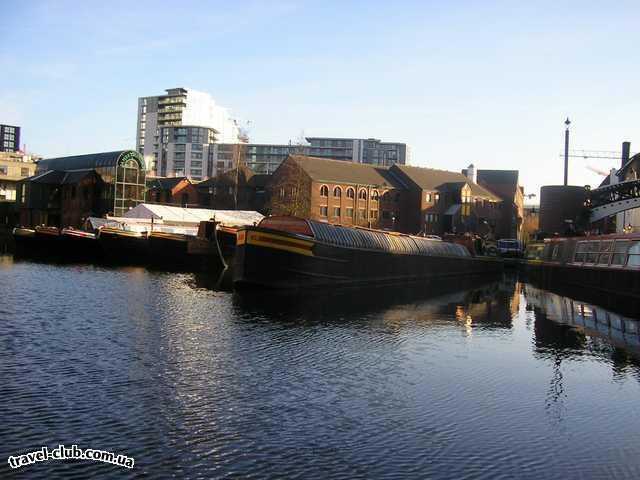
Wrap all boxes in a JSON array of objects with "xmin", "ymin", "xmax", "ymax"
[
  {"xmin": 136, "ymin": 88, "xmax": 242, "ymax": 180},
  {"xmin": 209, "ymin": 138, "xmax": 410, "ymax": 176},
  {"xmin": 305, "ymin": 137, "xmax": 410, "ymax": 166},
  {"xmin": 1, "ymin": 124, "xmax": 21, "ymax": 152}
]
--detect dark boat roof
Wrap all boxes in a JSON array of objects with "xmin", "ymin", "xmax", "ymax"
[{"xmin": 259, "ymin": 216, "xmax": 470, "ymax": 257}]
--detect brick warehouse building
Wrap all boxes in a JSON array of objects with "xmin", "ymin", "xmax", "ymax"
[
  {"xmin": 267, "ymin": 155, "xmax": 410, "ymax": 231},
  {"xmin": 267, "ymin": 155, "xmax": 505, "ymax": 236}
]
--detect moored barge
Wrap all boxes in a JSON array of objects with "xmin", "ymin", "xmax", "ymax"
[
  {"xmin": 233, "ymin": 216, "xmax": 502, "ymax": 289},
  {"xmin": 522, "ymin": 233, "xmax": 640, "ymax": 300},
  {"xmin": 97, "ymin": 227, "xmax": 149, "ymax": 264}
]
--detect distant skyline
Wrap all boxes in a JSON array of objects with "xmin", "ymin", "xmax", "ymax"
[{"xmin": 1, "ymin": 0, "xmax": 638, "ymax": 199}]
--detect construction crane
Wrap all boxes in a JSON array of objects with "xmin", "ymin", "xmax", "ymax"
[{"xmin": 558, "ymin": 149, "xmax": 637, "ymax": 184}]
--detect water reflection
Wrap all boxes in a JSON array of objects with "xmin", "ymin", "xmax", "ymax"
[{"xmin": 2, "ymin": 256, "xmax": 640, "ymax": 479}]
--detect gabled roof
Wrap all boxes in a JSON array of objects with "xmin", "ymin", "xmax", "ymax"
[
  {"xmin": 29, "ymin": 170, "xmax": 67, "ymax": 184},
  {"xmin": 146, "ymin": 176, "xmax": 188, "ymax": 191},
  {"xmin": 61, "ymin": 170, "xmax": 96, "ymax": 185},
  {"xmin": 288, "ymin": 155, "xmax": 403, "ymax": 188},
  {"xmin": 476, "ymin": 170, "xmax": 519, "ymax": 200},
  {"xmin": 392, "ymin": 165, "xmax": 501, "ymax": 201},
  {"xmin": 618, "ymin": 152, "xmax": 640, "ymax": 176}
]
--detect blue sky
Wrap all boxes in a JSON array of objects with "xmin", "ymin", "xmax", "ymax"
[{"xmin": 1, "ymin": 0, "xmax": 638, "ymax": 199}]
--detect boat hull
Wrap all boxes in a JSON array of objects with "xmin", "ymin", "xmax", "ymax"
[
  {"xmin": 98, "ymin": 228, "xmax": 148, "ymax": 264},
  {"xmin": 148, "ymin": 232, "xmax": 224, "ymax": 271},
  {"xmin": 233, "ymin": 227, "xmax": 502, "ymax": 290}
]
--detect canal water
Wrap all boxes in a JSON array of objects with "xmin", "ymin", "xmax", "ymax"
[{"xmin": 1, "ymin": 255, "xmax": 639, "ymax": 479}]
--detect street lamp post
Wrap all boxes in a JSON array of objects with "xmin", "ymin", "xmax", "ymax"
[{"xmin": 564, "ymin": 118, "xmax": 571, "ymax": 186}]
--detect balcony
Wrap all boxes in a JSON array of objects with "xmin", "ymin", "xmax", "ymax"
[{"xmin": 158, "ymin": 96, "xmax": 187, "ymax": 105}]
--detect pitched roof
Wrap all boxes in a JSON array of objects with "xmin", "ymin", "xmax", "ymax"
[
  {"xmin": 618, "ymin": 152, "xmax": 640, "ymax": 176},
  {"xmin": 392, "ymin": 165, "xmax": 501, "ymax": 201},
  {"xmin": 146, "ymin": 176, "xmax": 188, "ymax": 191},
  {"xmin": 288, "ymin": 155, "xmax": 403, "ymax": 188},
  {"xmin": 476, "ymin": 170, "xmax": 519, "ymax": 200},
  {"xmin": 29, "ymin": 170, "xmax": 67, "ymax": 184},
  {"xmin": 61, "ymin": 170, "xmax": 95, "ymax": 185}
]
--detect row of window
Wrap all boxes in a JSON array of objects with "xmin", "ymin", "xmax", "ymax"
[
  {"xmin": 319, "ymin": 185, "xmax": 400, "ymax": 201},
  {"xmin": 572, "ymin": 240, "xmax": 640, "ymax": 267},
  {"xmin": 320, "ymin": 206, "xmax": 380, "ymax": 219}
]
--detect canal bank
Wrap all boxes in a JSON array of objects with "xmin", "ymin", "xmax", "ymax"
[{"xmin": 2, "ymin": 256, "xmax": 640, "ymax": 479}]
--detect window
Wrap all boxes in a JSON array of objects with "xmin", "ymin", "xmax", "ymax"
[
  {"xmin": 333, "ymin": 207, "xmax": 341, "ymax": 217},
  {"xmin": 320, "ymin": 185, "xmax": 329, "ymax": 197},
  {"xmin": 346, "ymin": 207, "xmax": 354, "ymax": 218},
  {"xmin": 192, "ymin": 143, "xmax": 203, "ymax": 151},
  {"xmin": 434, "ymin": 193, "xmax": 440, "ymax": 203},
  {"xmin": 611, "ymin": 240, "xmax": 631, "ymax": 265},
  {"xmin": 358, "ymin": 189, "xmax": 367, "ymax": 200},
  {"xmin": 371, "ymin": 190, "xmax": 379, "ymax": 201},
  {"xmin": 426, "ymin": 193, "xmax": 432, "ymax": 202},
  {"xmin": 320, "ymin": 206, "xmax": 328, "ymax": 217},
  {"xmin": 358, "ymin": 208, "xmax": 366, "ymax": 219},
  {"xmin": 333, "ymin": 186, "xmax": 342, "ymax": 197},
  {"xmin": 382, "ymin": 211, "xmax": 391, "ymax": 220},
  {"xmin": 0, "ymin": 166, "xmax": 6, "ymax": 175},
  {"xmin": 346, "ymin": 188, "xmax": 355, "ymax": 199},
  {"xmin": 585, "ymin": 242, "xmax": 600, "ymax": 263},
  {"xmin": 279, "ymin": 187, "xmax": 285, "ymax": 199},
  {"xmin": 191, "ymin": 152, "xmax": 203, "ymax": 159},
  {"xmin": 174, "ymin": 152, "xmax": 185, "ymax": 160},
  {"xmin": 598, "ymin": 241, "xmax": 613, "ymax": 265},
  {"xmin": 370, "ymin": 210, "xmax": 378, "ymax": 219},
  {"xmin": 628, "ymin": 242, "xmax": 640, "ymax": 267},
  {"xmin": 175, "ymin": 144, "xmax": 186, "ymax": 152}
]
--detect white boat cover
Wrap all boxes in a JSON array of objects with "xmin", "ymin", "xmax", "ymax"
[{"xmin": 119, "ymin": 204, "xmax": 264, "ymax": 228}]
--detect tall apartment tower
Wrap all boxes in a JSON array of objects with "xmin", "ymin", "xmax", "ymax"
[
  {"xmin": 1, "ymin": 124, "xmax": 21, "ymax": 152},
  {"xmin": 136, "ymin": 88, "xmax": 242, "ymax": 180}
]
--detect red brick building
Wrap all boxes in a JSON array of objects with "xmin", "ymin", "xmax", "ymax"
[
  {"xmin": 146, "ymin": 177, "xmax": 199, "ymax": 207},
  {"xmin": 267, "ymin": 155, "xmax": 409, "ymax": 231},
  {"xmin": 267, "ymin": 155, "xmax": 509, "ymax": 236}
]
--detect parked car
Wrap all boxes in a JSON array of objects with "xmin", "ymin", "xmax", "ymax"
[{"xmin": 496, "ymin": 238, "xmax": 523, "ymax": 258}]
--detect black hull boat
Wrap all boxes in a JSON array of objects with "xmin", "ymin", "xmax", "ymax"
[
  {"xmin": 148, "ymin": 229, "xmax": 224, "ymax": 271},
  {"xmin": 97, "ymin": 227, "xmax": 148, "ymax": 264},
  {"xmin": 60, "ymin": 228, "xmax": 101, "ymax": 261},
  {"xmin": 12, "ymin": 227, "xmax": 39, "ymax": 256},
  {"xmin": 233, "ymin": 216, "xmax": 502, "ymax": 290}
]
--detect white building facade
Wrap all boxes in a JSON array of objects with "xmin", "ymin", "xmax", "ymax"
[{"xmin": 136, "ymin": 88, "xmax": 242, "ymax": 180}]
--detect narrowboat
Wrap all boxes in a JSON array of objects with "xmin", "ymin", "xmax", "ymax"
[
  {"xmin": 12, "ymin": 227, "xmax": 38, "ymax": 256},
  {"xmin": 148, "ymin": 220, "xmax": 225, "ymax": 270},
  {"xmin": 97, "ymin": 227, "xmax": 149, "ymax": 264},
  {"xmin": 216, "ymin": 225, "xmax": 239, "ymax": 264},
  {"xmin": 522, "ymin": 233, "xmax": 640, "ymax": 300},
  {"xmin": 233, "ymin": 216, "xmax": 503, "ymax": 290},
  {"xmin": 35, "ymin": 226, "xmax": 62, "ymax": 248},
  {"xmin": 60, "ymin": 228, "xmax": 101, "ymax": 260}
]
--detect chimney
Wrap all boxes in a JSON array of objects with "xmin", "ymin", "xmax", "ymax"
[
  {"xmin": 622, "ymin": 141, "xmax": 631, "ymax": 168},
  {"xmin": 466, "ymin": 164, "xmax": 476, "ymax": 183}
]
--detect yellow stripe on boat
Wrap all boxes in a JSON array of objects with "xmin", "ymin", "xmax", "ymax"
[{"xmin": 246, "ymin": 231, "xmax": 314, "ymax": 257}]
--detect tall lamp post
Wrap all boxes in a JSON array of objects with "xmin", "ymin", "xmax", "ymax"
[{"xmin": 564, "ymin": 117, "xmax": 571, "ymax": 186}]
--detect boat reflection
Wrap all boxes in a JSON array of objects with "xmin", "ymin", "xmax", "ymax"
[
  {"xmin": 231, "ymin": 273, "xmax": 518, "ymax": 330},
  {"xmin": 524, "ymin": 284, "xmax": 640, "ymax": 365}
]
